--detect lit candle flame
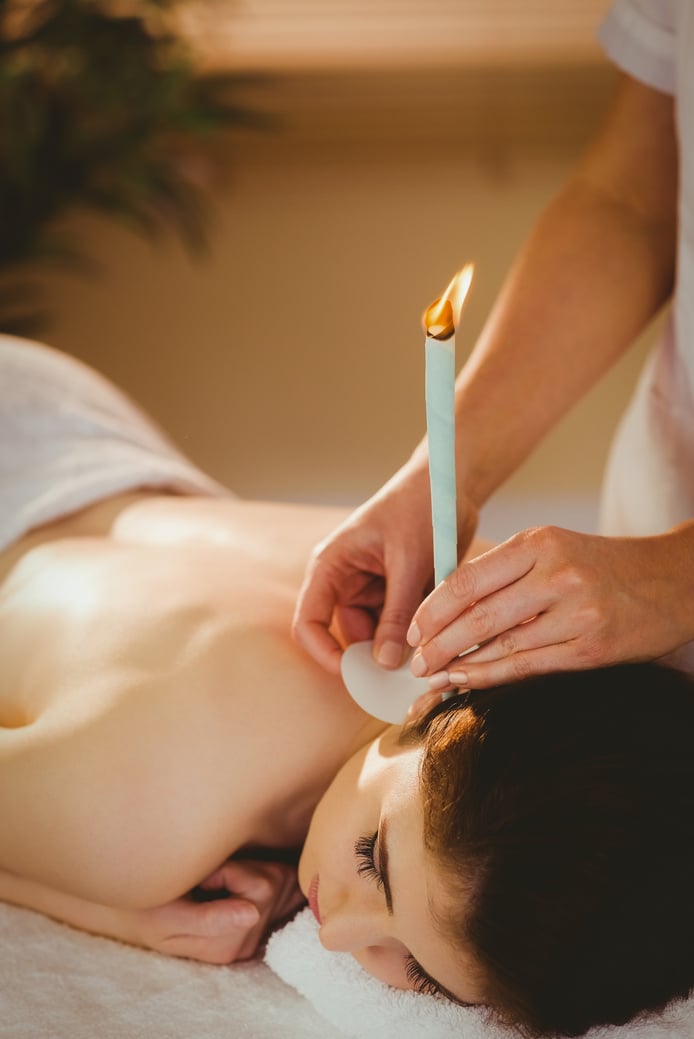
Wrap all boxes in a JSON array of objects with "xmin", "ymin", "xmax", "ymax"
[{"xmin": 423, "ymin": 263, "xmax": 474, "ymax": 340}]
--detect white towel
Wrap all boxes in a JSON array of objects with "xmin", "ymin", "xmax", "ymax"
[
  {"xmin": 265, "ymin": 908, "xmax": 694, "ymax": 1039},
  {"xmin": 0, "ymin": 335, "xmax": 228, "ymax": 553},
  {"xmin": 0, "ymin": 901, "xmax": 343, "ymax": 1039}
]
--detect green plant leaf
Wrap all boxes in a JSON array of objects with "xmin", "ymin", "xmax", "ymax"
[{"xmin": 0, "ymin": 0, "xmax": 268, "ymax": 331}]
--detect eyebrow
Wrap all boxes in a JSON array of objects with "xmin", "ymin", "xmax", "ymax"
[
  {"xmin": 377, "ymin": 819, "xmax": 394, "ymax": 915},
  {"xmin": 378, "ymin": 818, "xmax": 472, "ymax": 1007}
]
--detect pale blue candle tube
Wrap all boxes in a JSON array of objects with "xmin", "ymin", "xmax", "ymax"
[{"xmin": 425, "ymin": 333, "xmax": 458, "ymax": 585}]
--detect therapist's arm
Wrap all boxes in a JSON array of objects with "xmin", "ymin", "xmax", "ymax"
[
  {"xmin": 449, "ymin": 71, "xmax": 677, "ymax": 512},
  {"xmin": 293, "ymin": 72, "xmax": 678, "ymax": 675},
  {"xmin": 406, "ymin": 72, "xmax": 682, "ymax": 684}
]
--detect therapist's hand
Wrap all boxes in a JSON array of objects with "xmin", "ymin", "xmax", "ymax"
[
  {"xmin": 293, "ymin": 460, "xmax": 479, "ymax": 674},
  {"xmin": 408, "ymin": 523, "xmax": 694, "ymax": 688}
]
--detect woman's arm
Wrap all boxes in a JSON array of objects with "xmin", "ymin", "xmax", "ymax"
[{"xmin": 0, "ymin": 858, "xmax": 304, "ymax": 964}]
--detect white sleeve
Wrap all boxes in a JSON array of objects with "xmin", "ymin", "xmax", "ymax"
[{"xmin": 598, "ymin": 0, "xmax": 677, "ymax": 95}]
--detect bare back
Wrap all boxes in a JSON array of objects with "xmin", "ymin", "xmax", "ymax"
[{"xmin": 0, "ymin": 493, "xmax": 385, "ymax": 908}]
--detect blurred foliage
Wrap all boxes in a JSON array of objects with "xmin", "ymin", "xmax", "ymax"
[{"xmin": 0, "ymin": 0, "xmax": 267, "ymax": 332}]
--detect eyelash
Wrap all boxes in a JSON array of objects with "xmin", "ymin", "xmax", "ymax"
[
  {"xmin": 354, "ymin": 832, "xmax": 442, "ymax": 999},
  {"xmin": 405, "ymin": 955, "xmax": 442, "ymax": 997},
  {"xmin": 354, "ymin": 831, "xmax": 384, "ymax": 891}
]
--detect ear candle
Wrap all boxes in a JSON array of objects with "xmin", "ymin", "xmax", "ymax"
[
  {"xmin": 340, "ymin": 263, "xmax": 474, "ymax": 724},
  {"xmin": 422, "ymin": 264, "xmax": 474, "ymax": 585}
]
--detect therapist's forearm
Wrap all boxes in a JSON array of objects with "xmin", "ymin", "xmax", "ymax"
[
  {"xmin": 452, "ymin": 185, "xmax": 670, "ymax": 507},
  {"xmin": 440, "ymin": 76, "xmax": 677, "ymax": 510}
]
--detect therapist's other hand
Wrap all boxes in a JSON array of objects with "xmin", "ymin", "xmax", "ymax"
[
  {"xmin": 293, "ymin": 461, "xmax": 479, "ymax": 674},
  {"xmin": 292, "ymin": 464, "xmax": 434, "ymax": 674},
  {"xmin": 408, "ymin": 524, "xmax": 694, "ymax": 688}
]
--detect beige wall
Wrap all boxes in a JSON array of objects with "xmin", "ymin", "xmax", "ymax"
[{"xmin": 36, "ymin": 61, "xmax": 660, "ymax": 540}]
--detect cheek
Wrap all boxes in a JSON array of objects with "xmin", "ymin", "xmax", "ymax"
[
  {"xmin": 299, "ymin": 765, "xmax": 356, "ymax": 890},
  {"xmin": 299, "ymin": 739, "xmax": 389, "ymax": 897},
  {"xmin": 352, "ymin": 945, "xmax": 411, "ymax": 990}
]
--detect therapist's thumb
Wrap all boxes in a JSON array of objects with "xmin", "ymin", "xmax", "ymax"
[{"xmin": 373, "ymin": 570, "xmax": 425, "ymax": 670}]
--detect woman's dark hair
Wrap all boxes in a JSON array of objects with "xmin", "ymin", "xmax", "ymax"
[{"xmin": 409, "ymin": 662, "xmax": 694, "ymax": 1037}]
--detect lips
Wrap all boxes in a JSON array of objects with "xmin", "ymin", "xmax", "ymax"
[{"xmin": 308, "ymin": 875, "xmax": 322, "ymax": 924}]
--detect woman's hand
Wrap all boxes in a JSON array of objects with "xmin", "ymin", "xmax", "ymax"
[
  {"xmin": 0, "ymin": 859, "xmax": 304, "ymax": 966},
  {"xmin": 292, "ymin": 460, "xmax": 479, "ymax": 674},
  {"xmin": 408, "ymin": 523, "xmax": 694, "ymax": 689},
  {"xmin": 131, "ymin": 859, "xmax": 305, "ymax": 964}
]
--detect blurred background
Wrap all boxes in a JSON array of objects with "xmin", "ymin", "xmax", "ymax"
[{"xmin": 1, "ymin": 0, "xmax": 664, "ymax": 541}]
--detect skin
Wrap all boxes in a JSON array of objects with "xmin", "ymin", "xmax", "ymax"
[
  {"xmin": 292, "ymin": 72, "xmax": 694, "ymax": 686},
  {"xmin": 0, "ymin": 489, "xmax": 479, "ymax": 994}
]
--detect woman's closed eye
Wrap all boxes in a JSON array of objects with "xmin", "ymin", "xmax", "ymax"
[
  {"xmin": 405, "ymin": 954, "xmax": 444, "ymax": 997},
  {"xmin": 354, "ymin": 831, "xmax": 384, "ymax": 890},
  {"xmin": 354, "ymin": 832, "xmax": 445, "ymax": 999}
]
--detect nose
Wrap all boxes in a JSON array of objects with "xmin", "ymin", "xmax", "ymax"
[{"xmin": 318, "ymin": 887, "xmax": 391, "ymax": 953}]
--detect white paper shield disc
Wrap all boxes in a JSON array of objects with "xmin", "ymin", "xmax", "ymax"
[{"xmin": 341, "ymin": 640, "xmax": 430, "ymax": 724}]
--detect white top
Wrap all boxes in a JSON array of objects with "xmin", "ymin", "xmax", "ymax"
[
  {"xmin": 0, "ymin": 335, "xmax": 228, "ymax": 552},
  {"xmin": 597, "ymin": 1, "xmax": 694, "ymax": 674}
]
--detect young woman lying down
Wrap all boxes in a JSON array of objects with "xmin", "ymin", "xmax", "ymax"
[{"xmin": 1, "ymin": 336, "xmax": 693, "ymax": 1038}]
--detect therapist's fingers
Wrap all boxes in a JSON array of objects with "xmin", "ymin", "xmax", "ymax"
[
  {"xmin": 410, "ymin": 565, "xmax": 550, "ymax": 678},
  {"xmin": 411, "ymin": 525, "xmax": 694, "ymax": 690},
  {"xmin": 333, "ymin": 604, "xmax": 375, "ymax": 646},
  {"xmin": 294, "ymin": 553, "xmax": 388, "ymax": 672},
  {"xmin": 292, "ymin": 546, "xmax": 359, "ymax": 673},
  {"xmin": 292, "ymin": 583, "xmax": 345, "ymax": 674},
  {"xmin": 408, "ymin": 532, "xmax": 537, "ymax": 646},
  {"xmin": 373, "ymin": 555, "xmax": 432, "ymax": 669},
  {"xmin": 441, "ymin": 612, "xmax": 574, "ymax": 687},
  {"xmin": 448, "ymin": 641, "xmax": 583, "ymax": 690},
  {"xmin": 450, "ymin": 613, "xmax": 551, "ymax": 665}
]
